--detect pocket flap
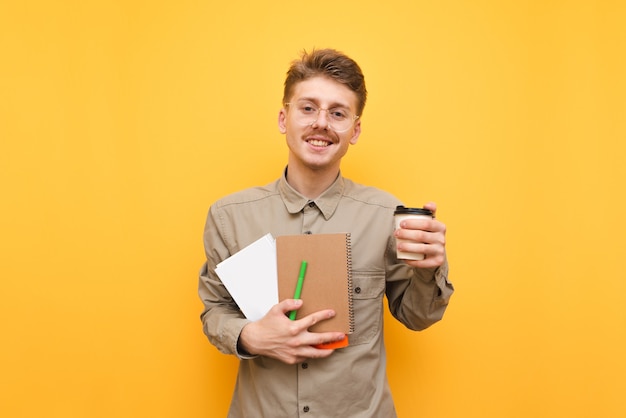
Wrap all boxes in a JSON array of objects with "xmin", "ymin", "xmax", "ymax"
[{"xmin": 351, "ymin": 271, "xmax": 385, "ymax": 299}]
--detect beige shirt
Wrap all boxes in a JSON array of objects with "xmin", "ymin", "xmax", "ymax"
[{"xmin": 199, "ymin": 171, "xmax": 454, "ymax": 417}]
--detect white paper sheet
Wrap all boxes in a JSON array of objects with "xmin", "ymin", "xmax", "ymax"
[{"xmin": 215, "ymin": 233, "xmax": 278, "ymax": 321}]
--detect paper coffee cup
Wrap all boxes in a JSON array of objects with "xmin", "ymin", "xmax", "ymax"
[{"xmin": 394, "ymin": 206, "xmax": 434, "ymax": 260}]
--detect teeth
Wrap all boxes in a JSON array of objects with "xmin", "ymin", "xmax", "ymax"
[{"xmin": 309, "ymin": 139, "xmax": 330, "ymax": 147}]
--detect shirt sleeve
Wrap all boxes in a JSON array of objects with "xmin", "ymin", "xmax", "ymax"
[
  {"xmin": 198, "ymin": 206, "xmax": 255, "ymax": 359},
  {"xmin": 384, "ymin": 238, "xmax": 454, "ymax": 331}
]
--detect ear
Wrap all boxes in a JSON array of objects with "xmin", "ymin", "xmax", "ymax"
[
  {"xmin": 278, "ymin": 108, "xmax": 287, "ymax": 134},
  {"xmin": 349, "ymin": 118, "xmax": 361, "ymax": 145}
]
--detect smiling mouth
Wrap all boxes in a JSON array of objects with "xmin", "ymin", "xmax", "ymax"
[{"xmin": 307, "ymin": 138, "xmax": 332, "ymax": 147}]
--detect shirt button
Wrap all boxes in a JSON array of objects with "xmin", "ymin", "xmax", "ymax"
[
  {"xmin": 301, "ymin": 362, "xmax": 308, "ymax": 369},
  {"xmin": 303, "ymin": 406, "xmax": 310, "ymax": 413},
  {"xmin": 354, "ymin": 287, "xmax": 362, "ymax": 294},
  {"xmin": 308, "ymin": 201, "xmax": 315, "ymax": 208}
]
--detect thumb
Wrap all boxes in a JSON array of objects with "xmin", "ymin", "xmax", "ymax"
[{"xmin": 424, "ymin": 201, "xmax": 438, "ymax": 217}]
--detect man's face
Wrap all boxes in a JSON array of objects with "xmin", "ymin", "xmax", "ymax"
[{"xmin": 278, "ymin": 76, "xmax": 361, "ymax": 173}]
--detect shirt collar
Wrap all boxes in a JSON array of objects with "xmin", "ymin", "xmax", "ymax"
[{"xmin": 278, "ymin": 167, "xmax": 345, "ymax": 221}]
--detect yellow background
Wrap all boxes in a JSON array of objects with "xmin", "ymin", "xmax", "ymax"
[{"xmin": 2, "ymin": 1, "xmax": 625, "ymax": 417}]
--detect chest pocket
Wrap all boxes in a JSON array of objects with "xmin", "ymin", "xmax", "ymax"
[{"xmin": 349, "ymin": 270, "xmax": 386, "ymax": 346}]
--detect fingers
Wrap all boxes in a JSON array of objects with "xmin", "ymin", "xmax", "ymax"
[
  {"xmin": 395, "ymin": 221, "xmax": 446, "ymax": 245},
  {"xmin": 277, "ymin": 298, "xmax": 303, "ymax": 313},
  {"xmin": 396, "ymin": 234, "xmax": 445, "ymax": 262},
  {"xmin": 283, "ymin": 345, "xmax": 335, "ymax": 365},
  {"xmin": 397, "ymin": 216, "xmax": 445, "ymax": 233},
  {"xmin": 277, "ymin": 299, "xmax": 337, "ymax": 329},
  {"xmin": 396, "ymin": 201, "xmax": 442, "ymax": 233},
  {"xmin": 269, "ymin": 302, "xmax": 345, "ymax": 364},
  {"xmin": 299, "ymin": 307, "xmax": 336, "ymax": 328},
  {"xmin": 395, "ymin": 202, "xmax": 446, "ymax": 267},
  {"xmin": 275, "ymin": 299, "xmax": 343, "ymax": 345},
  {"xmin": 403, "ymin": 253, "xmax": 445, "ymax": 269},
  {"xmin": 289, "ymin": 308, "xmax": 345, "ymax": 347},
  {"xmin": 243, "ymin": 301, "xmax": 344, "ymax": 364},
  {"xmin": 286, "ymin": 330, "xmax": 346, "ymax": 363},
  {"xmin": 395, "ymin": 240, "xmax": 444, "ymax": 265}
]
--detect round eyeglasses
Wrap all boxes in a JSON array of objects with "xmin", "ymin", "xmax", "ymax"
[{"xmin": 285, "ymin": 102, "xmax": 359, "ymax": 133}]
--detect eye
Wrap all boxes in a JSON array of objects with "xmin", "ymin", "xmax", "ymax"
[
  {"xmin": 329, "ymin": 108, "xmax": 348, "ymax": 120},
  {"xmin": 299, "ymin": 103, "xmax": 317, "ymax": 114}
]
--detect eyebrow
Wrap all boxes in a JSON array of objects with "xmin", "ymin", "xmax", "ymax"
[{"xmin": 295, "ymin": 97, "xmax": 351, "ymax": 110}]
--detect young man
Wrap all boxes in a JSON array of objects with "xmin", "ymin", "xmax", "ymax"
[{"xmin": 199, "ymin": 48, "xmax": 454, "ymax": 417}]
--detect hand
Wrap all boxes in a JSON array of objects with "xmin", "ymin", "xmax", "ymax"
[
  {"xmin": 394, "ymin": 201, "xmax": 446, "ymax": 269},
  {"xmin": 238, "ymin": 299, "xmax": 347, "ymax": 365}
]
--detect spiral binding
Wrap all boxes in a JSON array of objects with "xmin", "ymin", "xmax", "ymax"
[{"xmin": 346, "ymin": 233, "xmax": 355, "ymax": 333}]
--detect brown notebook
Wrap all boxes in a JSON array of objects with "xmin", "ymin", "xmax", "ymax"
[{"xmin": 276, "ymin": 233, "xmax": 354, "ymax": 339}]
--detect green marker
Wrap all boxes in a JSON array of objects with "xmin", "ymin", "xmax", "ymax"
[{"xmin": 289, "ymin": 260, "xmax": 307, "ymax": 320}]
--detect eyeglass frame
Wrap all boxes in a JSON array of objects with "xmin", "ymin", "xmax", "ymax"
[{"xmin": 284, "ymin": 102, "xmax": 360, "ymax": 133}]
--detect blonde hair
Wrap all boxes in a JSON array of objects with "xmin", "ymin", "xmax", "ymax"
[{"xmin": 283, "ymin": 48, "xmax": 367, "ymax": 116}]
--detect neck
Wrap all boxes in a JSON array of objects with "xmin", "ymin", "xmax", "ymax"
[{"xmin": 285, "ymin": 164, "xmax": 340, "ymax": 199}]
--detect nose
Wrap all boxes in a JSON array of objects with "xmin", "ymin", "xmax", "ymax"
[{"xmin": 311, "ymin": 109, "xmax": 331, "ymax": 129}]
